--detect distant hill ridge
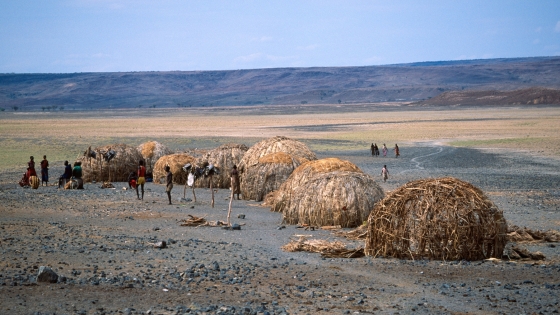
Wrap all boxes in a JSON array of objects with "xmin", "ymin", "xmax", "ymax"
[
  {"xmin": 1, "ymin": 56, "xmax": 560, "ymax": 110},
  {"xmin": 415, "ymin": 87, "xmax": 560, "ymax": 106}
]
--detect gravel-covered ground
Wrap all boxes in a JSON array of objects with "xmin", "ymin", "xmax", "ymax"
[{"xmin": 1, "ymin": 143, "xmax": 559, "ymax": 315}]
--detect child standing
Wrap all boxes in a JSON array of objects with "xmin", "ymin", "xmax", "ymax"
[{"xmin": 381, "ymin": 165, "xmax": 389, "ymax": 182}]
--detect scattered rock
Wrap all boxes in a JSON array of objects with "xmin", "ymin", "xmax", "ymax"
[{"xmin": 37, "ymin": 266, "xmax": 58, "ymax": 283}]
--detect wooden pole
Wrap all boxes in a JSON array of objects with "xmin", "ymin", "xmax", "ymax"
[
  {"xmin": 227, "ymin": 178, "xmax": 233, "ymax": 226},
  {"xmin": 210, "ymin": 174, "xmax": 214, "ymax": 208}
]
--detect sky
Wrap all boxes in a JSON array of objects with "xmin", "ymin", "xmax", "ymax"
[{"xmin": 1, "ymin": 0, "xmax": 559, "ymax": 73}]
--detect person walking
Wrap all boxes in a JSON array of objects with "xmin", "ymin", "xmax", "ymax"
[
  {"xmin": 230, "ymin": 165, "xmax": 241, "ymax": 200},
  {"xmin": 374, "ymin": 143, "xmax": 380, "ymax": 157},
  {"xmin": 370, "ymin": 143, "xmax": 375, "ymax": 156},
  {"xmin": 382, "ymin": 144, "xmax": 388, "ymax": 157},
  {"xmin": 381, "ymin": 165, "xmax": 389, "ymax": 182},
  {"xmin": 165, "ymin": 165, "xmax": 173, "ymax": 205},
  {"xmin": 40, "ymin": 155, "xmax": 49, "ymax": 186},
  {"xmin": 136, "ymin": 160, "xmax": 146, "ymax": 200},
  {"xmin": 394, "ymin": 144, "xmax": 400, "ymax": 158}
]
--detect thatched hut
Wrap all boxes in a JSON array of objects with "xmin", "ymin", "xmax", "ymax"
[
  {"xmin": 238, "ymin": 136, "xmax": 316, "ymax": 172},
  {"xmin": 271, "ymin": 158, "xmax": 384, "ymax": 228},
  {"xmin": 238, "ymin": 136, "xmax": 317, "ymax": 200},
  {"xmin": 241, "ymin": 152, "xmax": 302, "ymax": 201},
  {"xmin": 137, "ymin": 141, "xmax": 173, "ymax": 174},
  {"xmin": 153, "ymin": 154, "xmax": 196, "ymax": 185},
  {"xmin": 194, "ymin": 143, "xmax": 248, "ymax": 189},
  {"xmin": 77, "ymin": 144, "xmax": 142, "ymax": 183},
  {"xmin": 365, "ymin": 177, "xmax": 507, "ymax": 261}
]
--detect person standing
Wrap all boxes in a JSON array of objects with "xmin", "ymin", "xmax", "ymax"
[
  {"xmin": 165, "ymin": 165, "xmax": 173, "ymax": 205},
  {"xmin": 381, "ymin": 165, "xmax": 389, "ymax": 182},
  {"xmin": 230, "ymin": 165, "xmax": 241, "ymax": 200},
  {"xmin": 370, "ymin": 143, "xmax": 375, "ymax": 156},
  {"xmin": 382, "ymin": 144, "xmax": 388, "ymax": 157},
  {"xmin": 374, "ymin": 143, "xmax": 380, "ymax": 157},
  {"xmin": 394, "ymin": 144, "xmax": 400, "ymax": 158},
  {"xmin": 40, "ymin": 155, "xmax": 49, "ymax": 186},
  {"xmin": 59, "ymin": 161, "xmax": 72, "ymax": 188},
  {"xmin": 27, "ymin": 156, "xmax": 37, "ymax": 178},
  {"xmin": 72, "ymin": 161, "xmax": 83, "ymax": 189},
  {"xmin": 136, "ymin": 160, "xmax": 146, "ymax": 200}
]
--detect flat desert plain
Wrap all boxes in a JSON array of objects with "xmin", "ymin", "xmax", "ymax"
[{"xmin": 0, "ymin": 104, "xmax": 559, "ymax": 315}]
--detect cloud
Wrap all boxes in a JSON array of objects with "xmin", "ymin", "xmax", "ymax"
[
  {"xmin": 296, "ymin": 44, "xmax": 318, "ymax": 51},
  {"xmin": 364, "ymin": 56, "xmax": 383, "ymax": 64},
  {"xmin": 251, "ymin": 36, "xmax": 273, "ymax": 42},
  {"xmin": 234, "ymin": 53, "xmax": 263, "ymax": 63},
  {"xmin": 555, "ymin": 21, "xmax": 560, "ymax": 33}
]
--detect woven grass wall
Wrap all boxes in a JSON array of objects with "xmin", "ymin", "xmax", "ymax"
[
  {"xmin": 77, "ymin": 144, "xmax": 142, "ymax": 183},
  {"xmin": 241, "ymin": 152, "xmax": 301, "ymax": 201},
  {"xmin": 365, "ymin": 177, "xmax": 508, "ymax": 261},
  {"xmin": 153, "ymin": 154, "xmax": 196, "ymax": 185},
  {"xmin": 238, "ymin": 136, "xmax": 316, "ymax": 173},
  {"xmin": 194, "ymin": 143, "xmax": 248, "ymax": 189},
  {"xmin": 137, "ymin": 141, "xmax": 173, "ymax": 173},
  {"xmin": 271, "ymin": 158, "xmax": 384, "ymax": 228}
]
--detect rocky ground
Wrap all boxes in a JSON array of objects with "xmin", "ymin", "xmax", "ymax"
[{"xmin": 1, "ymin": 144, "xmax": 559, "ymax": 315}]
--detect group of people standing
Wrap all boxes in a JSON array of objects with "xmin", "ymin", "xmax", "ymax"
[
  {"xmin": 370, "ymin": 143, "xmax": 400, "ymax": 158},
  {"xmin": 19, "ymin": 155, "xmax": 83, "ymax": 189}
]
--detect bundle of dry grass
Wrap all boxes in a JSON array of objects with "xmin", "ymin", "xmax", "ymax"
[
  {"xmin": 334, "ymin": 224, "xmax": 368, "ymax": 240},
  {"xmin": 365, "ymin": 177, "xmax": 507, "ymax": 261},
  {"xmin": 137, "ymin": 141, "xmax": 173, "ymax": 173},
  {"xmin": 153, "ymin": 154, "xmax": 196, "ymax": 185},
  {"xmin": 194, "ymin": 143, "xmax": 248, "ymax": 189},
  {"xmin": 240, "ymin": 152, "xmax": 302, "ymax": 201},
  {"xmin": 180, "ymin": 215, "xmax": 207, "ymax": 227},
  {"xmin": 282, "ymin": 236, "xmax": 365, "ymax": 258},
  {"xmin": 507, "ymin": 225, "xmax": 560, "ymax": 243},
  {"xmin": 77, "ymin": 144, "xmax": 142, "ymax": 183},
  {"xmin": 272, "ymin": 164, "xmax": 384, "ymax": 228}
]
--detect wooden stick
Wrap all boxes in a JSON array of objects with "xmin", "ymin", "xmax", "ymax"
[{"xmin": 227, "ymin": 178, "xmax": 233, "ymax": 226}]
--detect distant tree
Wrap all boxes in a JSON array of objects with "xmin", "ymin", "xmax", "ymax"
[
  {"xmin": 52, "ymin": 105, "xmax": 58, "ymax": 111},
  {"xmin": 301, "ymin": 101, "xmax": 307, "ymax": 104},
  {"xmin": 59, "ymin": 106, "xmax": 64, "ymax": 111},
  {"xmin": 138, "ymin": 105, "xmax": 143, "ymax": 108},
  {"xmin": 41, "ymin": 107, "xmax": 46, "ymax": 111},
  {"xmin": 0, "ymin": 108, "xmax": 5, "ymax": 112},
  {"xmin": 12, "ymin": 106, "xmax": 18, "ymax": 111},
  {"xmin": 338, "ymin": 100, "xmax": 341, "ymax": 104}
]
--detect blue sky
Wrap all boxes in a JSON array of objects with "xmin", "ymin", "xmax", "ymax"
[{"xmin": 1, "ymin": 0, "xmax": 559, "ymax": 73}]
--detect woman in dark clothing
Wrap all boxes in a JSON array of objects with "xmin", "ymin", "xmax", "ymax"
[
  {"xmin": 165, "ymin": 165, "xmax": 173, "ymax": 205},
  {"xmin": 40, "ymin": 155, "xmax": 49, "ymax": 186},
  {"xmin": 230, "ymin": 165, "xmax": 241, "ymax": 200},
  {"xmin": 27, "ymin": 156, "xmax": 37, "ymax": 178}
]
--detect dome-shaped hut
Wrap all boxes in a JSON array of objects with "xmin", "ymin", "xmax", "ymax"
[
  {"xmin": 241, "ymin": 152, "xmax": 302, "ymax": 202},
  {"xmin": 365, "ymin": 177, "xmax": 507, "ymax": 261},
  {"xmin": 238, "ymin": 136, "xmax": 317, "ymax": 200},
  {"xmin": 194, "ymin": 143, "xmax": 248, "ymax": 189},
  {"xmin": 271, "ymin": 158, "xmax": 384, "ymax": 228},
  {"xmin": 77, "ymin": 144, "xmax": 142, "ymax": 183},
  {"xmin": 153, "ymin": 154, "xmax": 196, "ymax": 185},
  {"xmin": 137, "ymin": 141, "xmax": 173, "ymax": 174}
]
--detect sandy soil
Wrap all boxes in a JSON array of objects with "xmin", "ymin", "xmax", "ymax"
[{"xmin": 1, "ymin": 137, "xmax": 559, "ymax": 314}]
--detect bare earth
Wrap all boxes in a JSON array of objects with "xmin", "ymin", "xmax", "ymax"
[{"xmin": 0, "ymin": 105, "xmax": 559, "ymax": 315}]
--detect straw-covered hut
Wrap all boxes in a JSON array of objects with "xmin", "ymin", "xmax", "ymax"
[
  {"xmin": 194, "ymin": 143, "xmax": 248, "ymax": 189},
  {"xmin": 77, "ymin": 144, "xmax": 142, "ymax": 183},
  {"xmin": 271, "ymin": 158, "xmax": 384, "ymax": 228},
  {"xmin": 153, "ymin": 154, "xmax": 196, "ymax": 185},
  {"xmin": 365, "ymin": 177, "xmax": 507, "ymax": 261},
  {"xmin": 137, "ymin": 141, "xmax": 173, "ymax": 174},
  {"xmin": 238, "ymin": 136, "xmax": 316, "ymax": 173},
  {"xmin": 238, "ymin": 136, "xmax": 317, "ymax": 200},
  {"xmin": 241, "ymin": 152, "xmax": 302, "ymax": 201}
]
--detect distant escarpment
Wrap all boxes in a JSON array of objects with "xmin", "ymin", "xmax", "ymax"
[
  {"xmin": 1, "ymin": 56, "xmax": 560, "ymax": 110},
  {"xmin": 415, "ymin": 87, "xmax": 560, "ymax": 106}
]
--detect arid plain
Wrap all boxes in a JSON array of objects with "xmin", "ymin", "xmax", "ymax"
[{"xmin": 1, "ymin": 104, "xmax": 559, "ymax": 315}]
